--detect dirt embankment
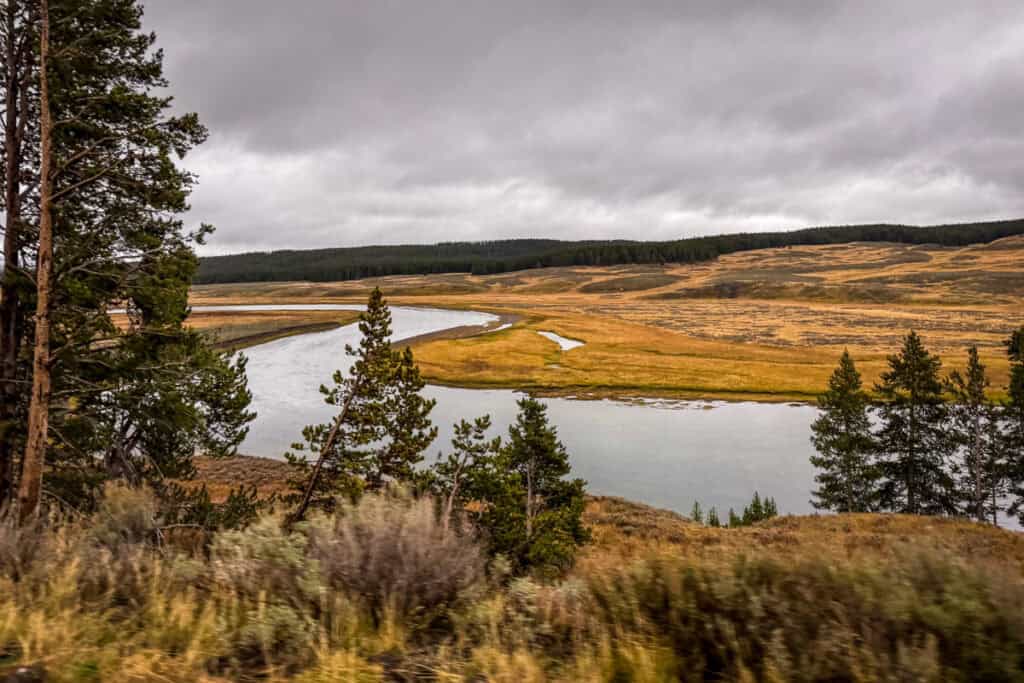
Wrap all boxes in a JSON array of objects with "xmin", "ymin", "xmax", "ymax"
[{"xmin": 396, "ymin": 312, "xmax": 521, "ymax": 347}]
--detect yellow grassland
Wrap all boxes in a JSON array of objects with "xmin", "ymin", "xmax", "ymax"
[{"xmin": 191, "ymin": 237, "xmax": 1024, "ymax": 401}]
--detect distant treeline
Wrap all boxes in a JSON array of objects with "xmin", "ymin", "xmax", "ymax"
[{"xmin": 196, "ymin": 218, "xmax": 1024, "ymax": 284}]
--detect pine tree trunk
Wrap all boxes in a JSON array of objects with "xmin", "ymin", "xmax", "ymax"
[
  {"xmin": 525, "ymin": 462, "xmax": 533, "ymax": 539},
  {"xmin": 972, "ymin": 408, "xmax": 983, "ymax": 523},
  {"xmin": 0, "ymin": 0, "xmax": 27, "ymax": 511},
  {"xmin": 287, "ymin": 377, "xmax": 362, "ymax": 527},
  {"xmin": 17, "ymin": 0, "xmax": 51, "ymax": 524},
  {"xmin": 991, "ymin": 478, "xmax": 998, "ymax": 527},
  {"xmin": 442, "ymin": 460, "xmax": 464, "ymax": 537},
  {"xmin": 907, "ymin": 404, "xmax": 917, "ymax": 514}
]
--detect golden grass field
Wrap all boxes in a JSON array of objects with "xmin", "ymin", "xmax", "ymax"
[{"xmin": 191, "ymin": 237, "xmax": 1024, "ymax": 401}]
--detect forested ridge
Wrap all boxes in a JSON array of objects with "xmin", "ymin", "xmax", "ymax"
[{"xmin": 196, "ymin": 217, "xmax": 1024, "ymax": 283}]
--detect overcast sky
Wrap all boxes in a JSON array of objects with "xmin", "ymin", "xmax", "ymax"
[{"xmin": 144, "ymin": 1, "xmax": 1024, "ymax": 255}]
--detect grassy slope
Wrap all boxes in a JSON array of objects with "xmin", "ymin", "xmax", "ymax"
[
  {"xmin": 191, "ymin": 238, "xmax": 1024, "ymax": 401},
  {"xmin": 193, "ymin": 455, "xmax": 1024, "ymax": 573}
]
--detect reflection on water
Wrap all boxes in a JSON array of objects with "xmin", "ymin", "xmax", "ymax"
[{"xmin": 232, "ymin": 304, "xmax": 821, "ymax": 517}]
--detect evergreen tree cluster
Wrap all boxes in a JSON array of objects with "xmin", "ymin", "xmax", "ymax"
[
  {"xmin": 810, "ymin": 328, "xmax": 1024, "ymax": 525},
  {"xmin": 287, "ymin": 289, "xmax": 589, "ymax": 574},
  {"xmin": 690, "ymin": 491, "xmax": 778, "ymax": 528},
  {"xmin": 195, "ymin": 218, "xmax": 1024, "ymax": 284},
  {"xmin": 0, "ymin": 0, "xmax": 256, "ymax": 523}
]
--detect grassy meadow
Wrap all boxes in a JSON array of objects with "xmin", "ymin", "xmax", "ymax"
[{"xmin": 191, "ymin": 238, "xmax": 1024, "ymax": 401}]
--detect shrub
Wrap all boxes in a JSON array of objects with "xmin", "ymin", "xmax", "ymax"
[
  {"xmin": 85, "ymin": 482, "xmax": 161, "ymax": 551},
  {"xmin": 0, "ymin": 513, "xmax": 50, "ymax": 582},
  {"xmin": 307, "ymin": 490, "xmax": 485, "ymax": 624},
  {"xmin": 584, "ymin": 551, "xmax": 1024, "ymax": 682},
  {"xmin": 209, "ymin": 515, "xmax": 323, "ymax": 669}
]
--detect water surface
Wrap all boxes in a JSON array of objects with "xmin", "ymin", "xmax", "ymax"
[
  {"xmin": 224, "ymin": 304, "xmax": 820, "ymax": 517},
  {"xmin": 538, "ymin": 330, "xmax": 585, "ymax": 350}
]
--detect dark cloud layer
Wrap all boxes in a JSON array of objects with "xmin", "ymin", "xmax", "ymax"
[{"xmin": 143, "ymin": 1, "xmax": 1024, "ymax": 254}]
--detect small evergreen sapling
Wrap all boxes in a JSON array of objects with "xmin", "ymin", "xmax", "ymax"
[
  {"xmin": 434, "ymin": 415, "xmax": 501, "ymax": 534},
  {"xmin": 690, "ymin": 500, "xmax": 703, "ymax": 525}
]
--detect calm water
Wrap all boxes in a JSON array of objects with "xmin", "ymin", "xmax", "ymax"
[{"xmin": 201, "ymin": 305, "xmax": 820, "ymax": 517}]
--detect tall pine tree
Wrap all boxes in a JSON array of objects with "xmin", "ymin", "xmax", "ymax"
[
  {"xmin": 17, "ymin": 0, "xmax": 52, "ymax": 522},
  {"xmin": 874, "ymin": 331, "xmax": 955, "ymax": 515},
  {"xmin": 809, "ymin": 350, "xmax": 878, "ymax": 512},
  {"xmin": 0, "ymin": 0, "xmax": 37, "ymax": 508},
  {"xmin": 1004, "ymin": 327, "xmax": 1024, "ymax": 525},
  {"xmin": 946, "ymin": 346, "xmax": 1005, "ymax": 523},
  {"xmin": 287, "ymin": 288, "xmax": 436, "ymax": 520},
  {"xmin": 2, "ymin": 0, "xmax": 254, "ymax": 516}
]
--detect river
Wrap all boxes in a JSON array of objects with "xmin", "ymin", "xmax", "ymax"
[{"xmin": 198, "ymin": 304, "xmax": 820, "ymax": 517}]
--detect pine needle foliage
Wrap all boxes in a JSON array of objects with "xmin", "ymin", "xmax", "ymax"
[
  {"xmin": 472, "ymin": 397, "xmax": 589, "ymax": 575},
  {"xmin": 809, "ymin": 350, "xmax": 879, "ymax": 512},
  {"xmin": 286, "ymin": 289, "xmax": 437, "ymax": 515},
  {"xmin": 946, "ymin": 347, "xmax": 1007, "ymax": 523},
  {"xmin": 874, "ymin": 331, "xmax": 956, "ymax": 515}
]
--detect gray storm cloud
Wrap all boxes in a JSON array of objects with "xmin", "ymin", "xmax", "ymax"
[{"xmin": 144, "ymin": 1, "xmax": 1024, "ymax": 254}]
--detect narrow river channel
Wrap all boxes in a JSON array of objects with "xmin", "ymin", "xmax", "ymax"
[{"xmin": 197, "ymin": 304, "xmax": 820, "ymax": 517}]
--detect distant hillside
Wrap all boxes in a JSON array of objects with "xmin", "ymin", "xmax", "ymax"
[{"xmin": 196, "ymin": 218, "xmax": 1024, "ymax": 284}]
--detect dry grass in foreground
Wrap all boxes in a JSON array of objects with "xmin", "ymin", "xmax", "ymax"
[
  {"xmin": 4, "ymin": 476, "xmax": 1024, "ymax": 682},
  {"xmin": 191, "ymin": 239, "xmax": 1024, "ymax": 401}
]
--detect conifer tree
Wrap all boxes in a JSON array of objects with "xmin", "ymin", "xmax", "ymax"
[
  {"xmin": 809, "ymin": 350, "xmax": 879, "ymax": 512},
  {"xmin": 476, "ymin": 397, "xmax": 588, "ymax": 574},
  {"xmin": 287, "ymin": 288, "xmax": 395, "ymax": 516},
  {"xmin": 728, "ymin": 508, "xmax": 740, "ymax": 528},
  {"xmin": 368, "ymin": 345, "xmax": 437, "ymax": 490},
  {"xmin": 706, "ymin": 506, "xmax": 721, "ymax": 527},
  {"xmin": 946, "ymin": 347, "xmax": 1006, "ymax": 523},
  {"xmin": 17, "ymin": 0, "xmax": 52, "ymax": 522},
  {"xmin": 690, "ymin": 500, "xmax": 703, "ymax": 525},
  {"xmin": 874, "ymin": 331, "xmax": 955, "ymax": 515},
  {"xmin": 0, "ymin": 0, "xmax": 36, "ymax": 509},
  {"xmin": 287, "ymin": 289, "xmax": 435, "ymax": 520},
  {"xmin": 2, "ymin": 0, "xmax": 254, "ymax": 515},
  {"xmin": 433, "ymin": 414, "xmax": 501, "ymax": 533},
  {"xmin": 742, "ymin": 491, "xmax": 764, "ymax": 525},
  {"xmin": 1004, "ymin": 327, "xmax": 1024, "ymax": 524}
]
